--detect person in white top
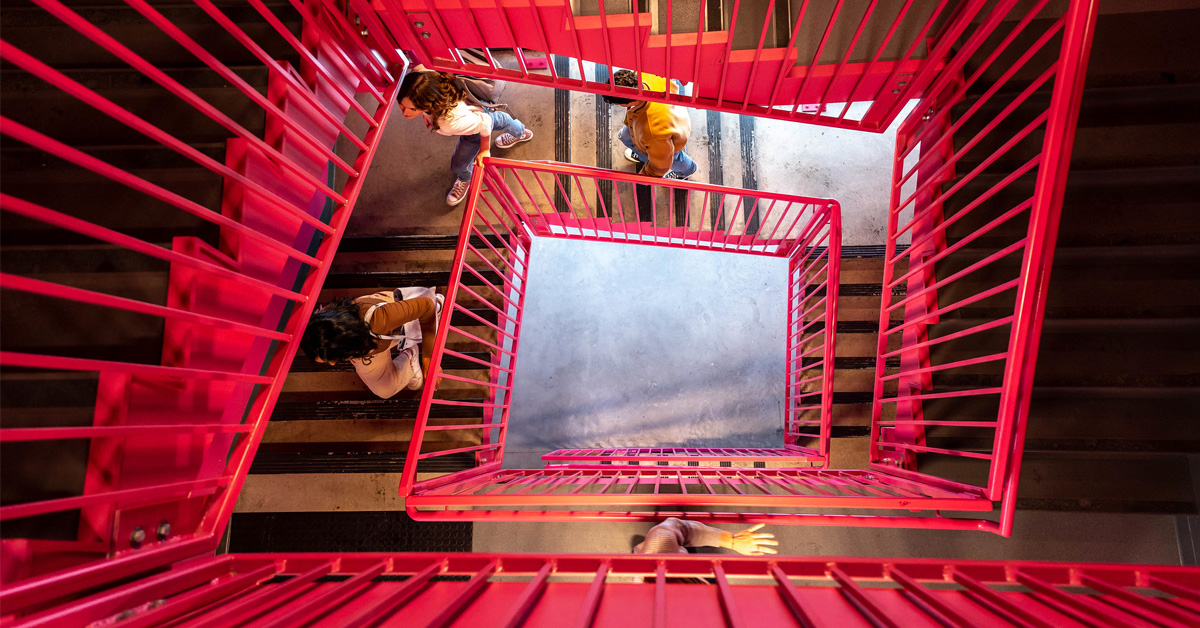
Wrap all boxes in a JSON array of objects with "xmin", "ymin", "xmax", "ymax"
[{"xmin": 398, "ymin": 71, "xmax": 534, "ymax": 206}]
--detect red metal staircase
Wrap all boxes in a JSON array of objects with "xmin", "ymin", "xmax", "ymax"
[{"xmin": 3, "ymin": 0, "xmax": 1190, "ymax": 625}]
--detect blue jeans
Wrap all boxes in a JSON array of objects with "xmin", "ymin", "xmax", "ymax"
[
  {"xmin": 618, "ymin": 126, "xmax": 697, "ymax": 177},
  {"xmin": 451, "ymin": 109, "xmax": 526, "ymax": 181}
]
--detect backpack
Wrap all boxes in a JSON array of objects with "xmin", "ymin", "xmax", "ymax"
[
  {"xmin": 411, "ymin": 49, "xmax": 508, "ymax": 109},
  {"xmin": 454, "ymin": 49, "xmax": 507, "ymax": 105}
]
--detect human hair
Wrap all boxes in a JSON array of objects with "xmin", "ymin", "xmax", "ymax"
[
  {"xmin": 300, "ymin": 298, "xmax": 377, "ymax": 364},
  {"xmin": 397, "ymin": 70, "xmax": 422, "ymax": 103},
  {"xmin": 399, "ymin": 71, "xmax": 466, "ymax": 130},
  {"xmin": 613, "ymin": 69, "xmax": 638, "ymax": 88},
  {"xmin": 601, "ymin": 69, "xmax": 640, "ymax": 105}
]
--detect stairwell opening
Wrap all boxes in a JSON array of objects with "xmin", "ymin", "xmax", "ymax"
[
  {"xmin": 396, "ymin": 159, "xmax": 1035, "ymax": 528},
  {"xmin": 503, "ymin": 235, "xmax": 789, "ymax": 465}
]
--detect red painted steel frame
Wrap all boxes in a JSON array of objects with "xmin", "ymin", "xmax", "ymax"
[
  {"xmin": 543, "ymin": 447, "xmax": 819, "ymax": 467},
  {"xmin": 0, "ymin": 0, "xmax": 404, "ymax": 612},
  {"xmin": 0, "ymin": 0, "xmax": 1104, "ymax": 617},
  {"xmin": 869, "ymin": 0, "xmax": 1100, "ymax": 536},
  {"xmin": 9, "ymin": 552, "xmax": 1200, "ymax": 626},
  {"xmin": 400, "ymin": 158, "xmax": 846, "ymax": 518},
  {"xmin": 376, "ymin": 0, "xmax": 992, "ymax": 132}
]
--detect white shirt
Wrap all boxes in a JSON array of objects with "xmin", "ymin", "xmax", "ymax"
[{"xmin": 425, "ymin": 101, "xmax": 492, "ymax": 137}]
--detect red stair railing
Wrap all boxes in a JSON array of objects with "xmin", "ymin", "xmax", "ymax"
[
  {"xmin": 869, "ymin": 0, "xmax": 1100, "ymax": 537},
  {"xmin": 0, "ymin": 0, "xmax": 403, "ymax": 611},
  {"xmin": 374, "ymin": 0, "xmax": 1001, "ymax": 131},
  {"xmin": 399, "ymin": 157, "xmax": 844, "ymax": 520},
  {"xmin": 10, "ymin": 552, "xmax": 1200, "ymax": 627},
  {"xmin": 542, "ymin": 447, "xmax": 818, "ymax": 468}
]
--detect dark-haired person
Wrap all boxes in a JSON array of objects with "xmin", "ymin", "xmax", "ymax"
[
  {"xmin": 602, "ymin": 70, "xmax": 696, "ymax": 180},
  {"xmin": 300, "ymin": 287, "xmax": 443, "ymax": 399},
  {"xmin": 398, "ymin": 71, "xmax": 534, "ymax": 206}
]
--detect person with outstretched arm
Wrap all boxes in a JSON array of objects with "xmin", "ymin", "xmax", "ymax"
[
  {"xmin": 634, "ymin": 518, "xmax": 778, "ymax": 555},
  {"xmin": 398, "ymin": 71, "xmax": 534, "ymax": 206}
]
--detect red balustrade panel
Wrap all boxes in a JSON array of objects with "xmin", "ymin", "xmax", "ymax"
[
  {"xmin": 869, "ymin": 0, "xmax": 1100, "ymax": 536},
  {"xmin": 376, "ymin": 0, "xmax": 998, "ymax": 131},
  {"xmin": 0, "ymin": 0, "xmax": 403, "ymax": 612},
  {"xmin": 9, "ymin": 552, "xmax": 1199, "ymax": 627}
]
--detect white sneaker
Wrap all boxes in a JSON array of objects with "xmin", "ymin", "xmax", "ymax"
[
  {"xmin": 623, "ymin": 147, "xmax": 643, "ymax": 164},
  {"xmin": 404, "ymin": 346, "xmax": 424, "ymax": 390},
  {"xmin": 495, "ymin": 128, "xmax": 533, "ymax": 149},
  {"xmin": 446, "ymin": 178, "xmax": 470, "ymax": 206},
  {"xmin": 426, "ymin": 288, "xmax": 444, "ymax": 338}
]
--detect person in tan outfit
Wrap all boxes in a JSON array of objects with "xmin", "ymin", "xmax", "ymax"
[
  {"xmin": 300, "ymin": 287, "xmax": 443, "ymax": 398},
  {"xmin": 603, "ymin": 70, "xmax": 697, "ymax": 180}
]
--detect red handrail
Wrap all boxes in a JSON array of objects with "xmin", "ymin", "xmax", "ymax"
[
  {"xmin": 377, "ymin": 0, "xmax": 995, "ymax": 131},
  {"xmin": 401, "ymin": 157, "xmax": 845, "ymax": 519},
  {"xmin": 17, "ymin": 553, "xmax": 1198, "ymax": 627}
]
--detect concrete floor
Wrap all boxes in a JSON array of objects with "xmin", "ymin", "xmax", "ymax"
[
  {"xmin": 341, "ymin": 60, "xmax": 1184, "ymax": 566},
  {"xmin": 505, "ymin": 237, "xmax": 788, "ymax": 464}
]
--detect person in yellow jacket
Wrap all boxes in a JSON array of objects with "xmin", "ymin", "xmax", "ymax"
[{"xmin": 603, "ymin": 70, "xmax": 697, "ymax": 180}]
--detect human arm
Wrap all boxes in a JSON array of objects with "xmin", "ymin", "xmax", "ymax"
[
  {"xmin": 639, "ymin": 519, "xmax": 778, "ymax": 555},
  {"xmin": 638, "ymin": 518, "xmax": 725, "ymax": 554},
  {"xmin": 350, "ymin": 348, "xmax": 408, "ymax": 399},
  {"xmin": 640, "ymin": 136, "xmax": 677, "ymax": 178},
  {"xmin": 369, "ymin": 298, "xmax": 436, "ymax": 338},
  {"xmin": 413, "ymin": 288, "xmax": 438, "ymax": 375}
]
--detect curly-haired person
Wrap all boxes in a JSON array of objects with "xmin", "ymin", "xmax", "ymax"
[{"xmin": 398, "ymin": 71, "xmax": 534, "ymax": 205}]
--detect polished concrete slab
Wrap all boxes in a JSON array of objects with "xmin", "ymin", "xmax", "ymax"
[
  {"xmin": 504, "ymin": 236, "xmax": 789, "ymax": 462},
  {"xmin": 756, "ymin": 100, "xmax": 919, "ymax": 246}
]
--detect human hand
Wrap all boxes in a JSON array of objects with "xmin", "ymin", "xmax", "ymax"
[
  {"xmin": 720, "ymin": 524, "xmax": 778, "ymax": 555},
  {"xmin": 474, "ymin": 150, "xmax": 489, "ymax": 168}
]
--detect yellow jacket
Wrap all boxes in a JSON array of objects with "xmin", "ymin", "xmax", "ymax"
[{"xmin": 622, "ymin": 74, "xmax": 691, "ymax": 177}]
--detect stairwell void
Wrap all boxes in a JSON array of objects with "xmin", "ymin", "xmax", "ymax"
[
  {"xmin": 505, "ymin": 236, "xmax": 792, "ymax": 458},
  {"xmin": 400, "ymin": 159, "xmax": 848, "ymax": 519}
]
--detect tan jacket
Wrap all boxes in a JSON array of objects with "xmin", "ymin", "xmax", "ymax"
[
  {"xmin": 622, "ymin": 74, "xmax": 691, "ymax": 177},
  {"xmin": 355, "ymin": 291, "xmax": 434, "ymax": 356}
]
